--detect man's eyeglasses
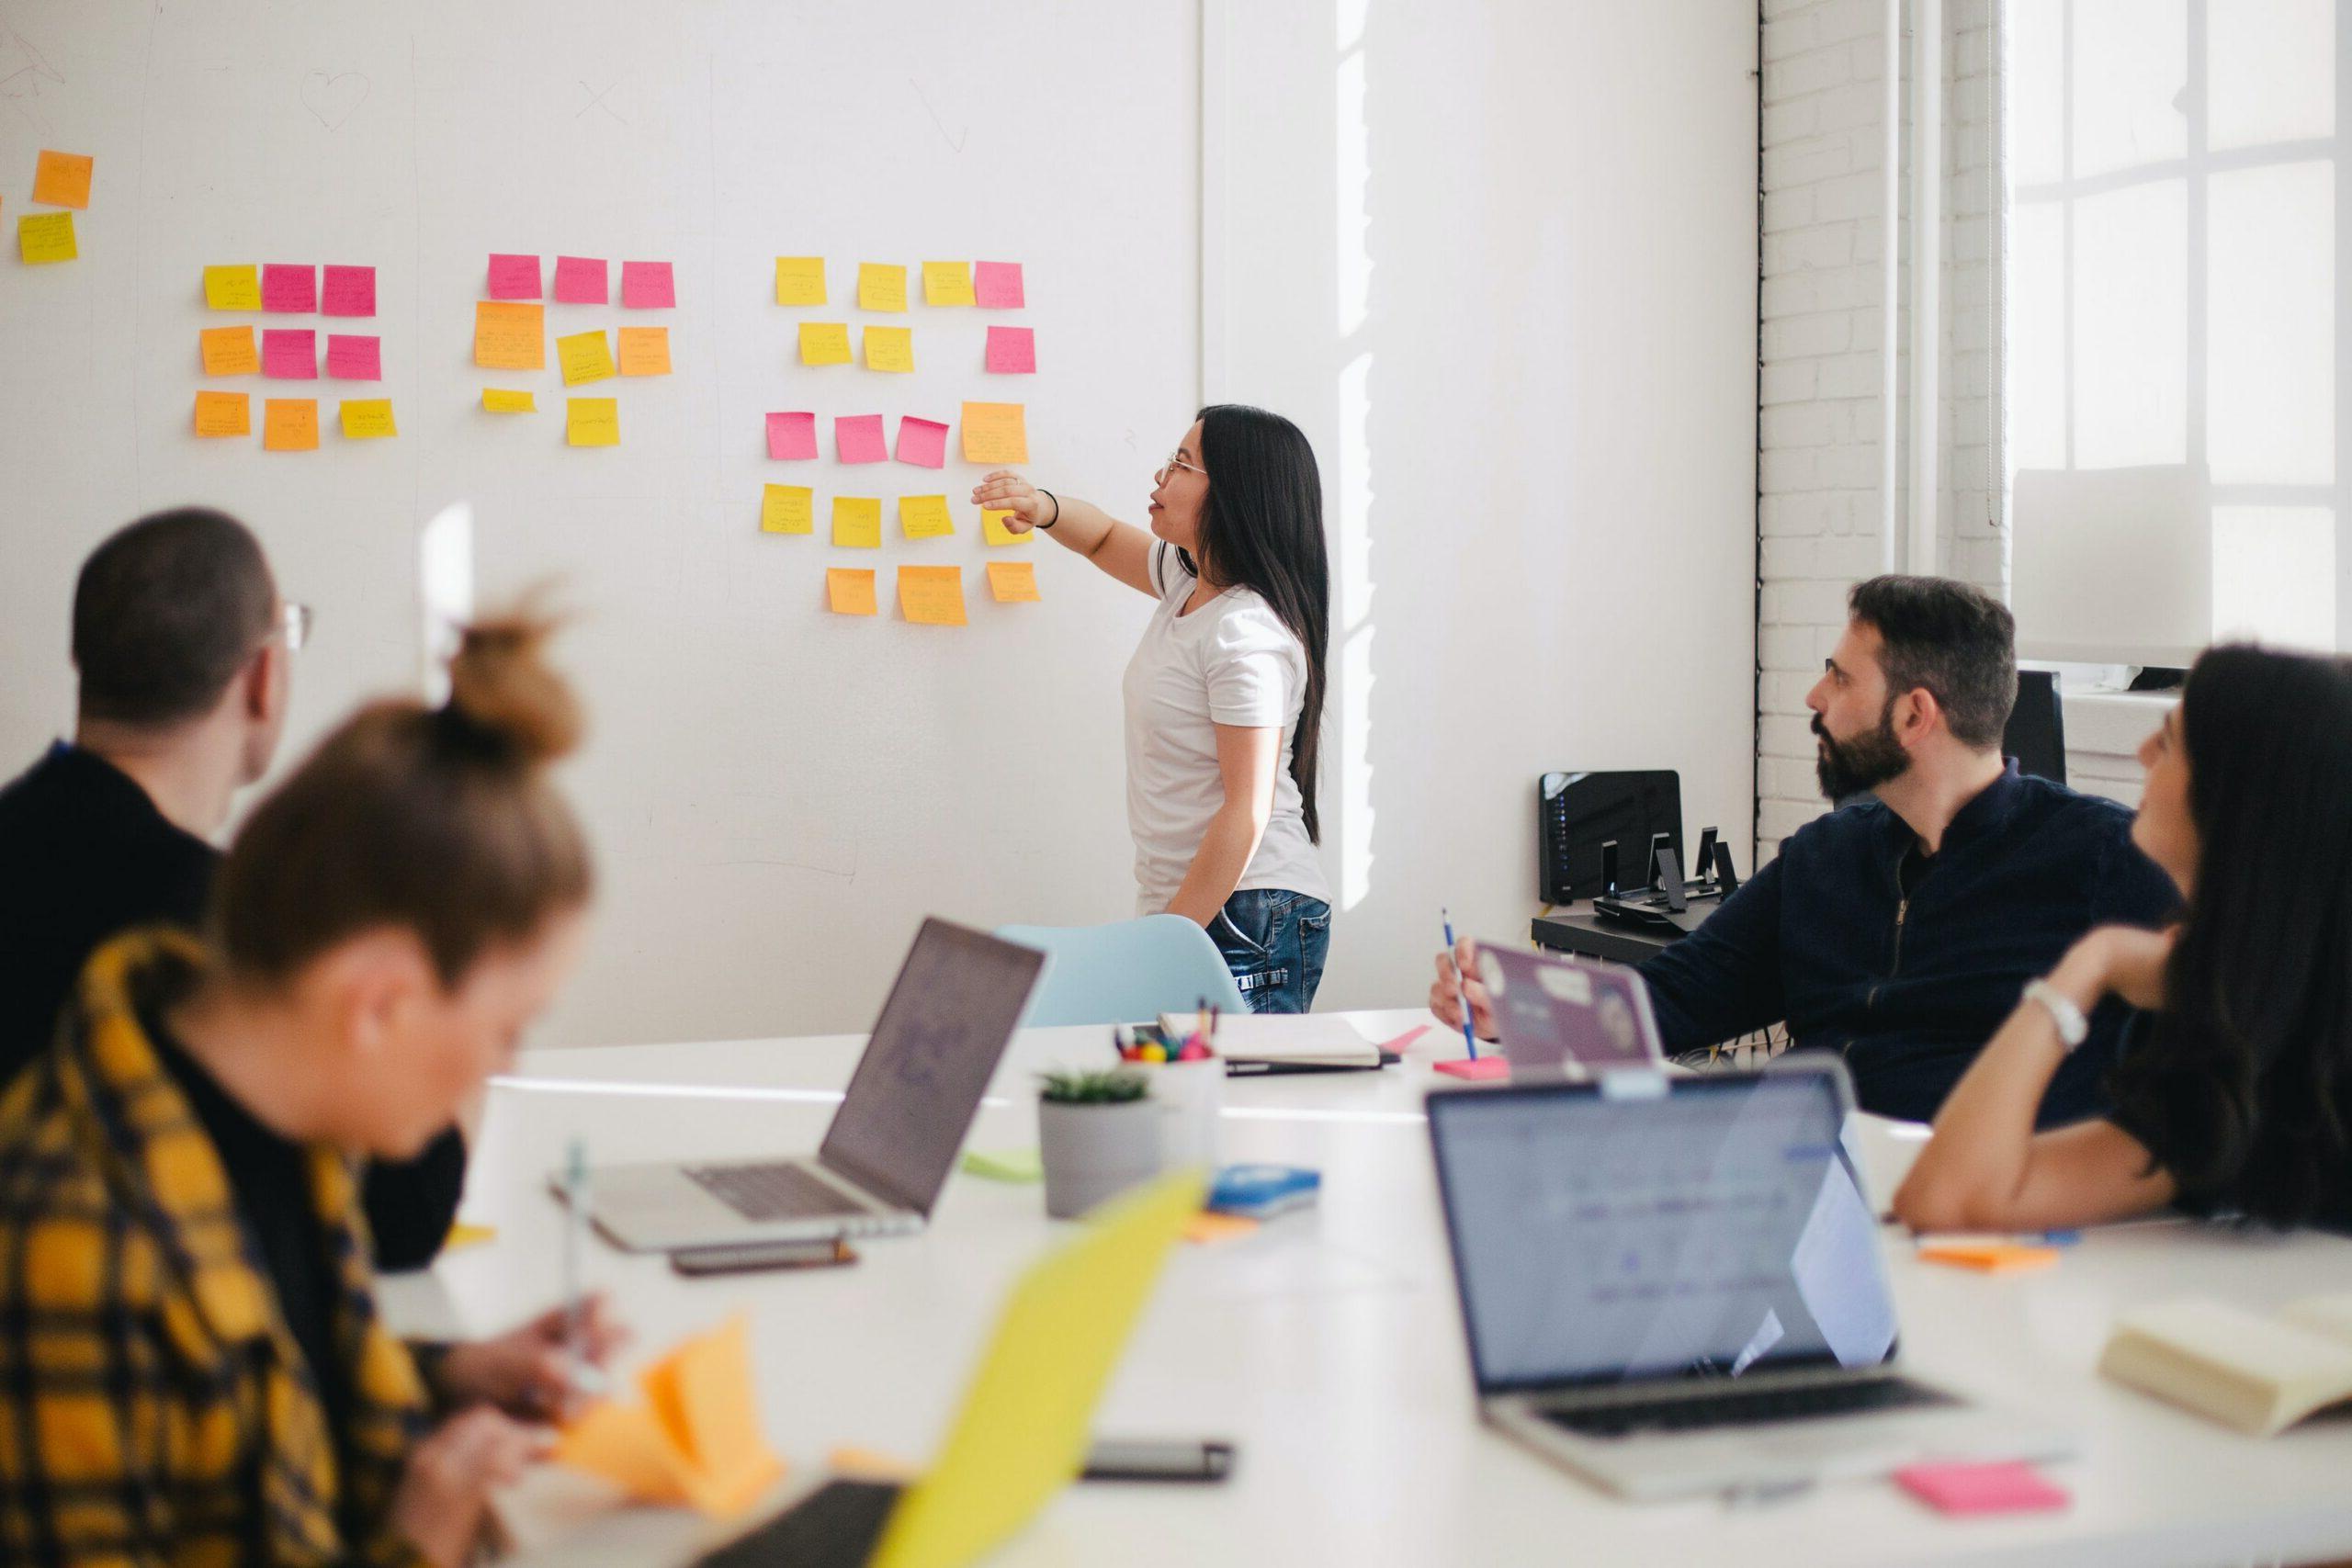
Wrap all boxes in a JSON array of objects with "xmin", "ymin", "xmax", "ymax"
[
  {"xmin": 1155, "ymin": 451, "xmax": 1205, "ymax": 484},
  {"xmin": 280, "ymin": 602, "xmax": 313, "ymax": 652}
]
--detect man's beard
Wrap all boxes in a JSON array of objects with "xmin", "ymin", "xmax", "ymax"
[{"xmin": 1814, "ymin": 705, "xmax": 1911, "ymax": 801}]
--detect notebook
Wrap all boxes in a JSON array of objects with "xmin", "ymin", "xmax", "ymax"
[
  {"xmin": 1158, "ymin": 1012, "xmax": 1382, "ymax": 1068},
  {"xmin": 2099, "ymin": 1294, "xmax": 2352, "ymax": 1435}
]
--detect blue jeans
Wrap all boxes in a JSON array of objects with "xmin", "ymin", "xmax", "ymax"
[{"xmin": 1208, "ymin": 889, "xmax": 1331, "ymax": 1013}]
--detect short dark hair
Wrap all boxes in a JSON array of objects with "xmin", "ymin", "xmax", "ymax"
[
  {"xmin": 1846, "ymin": 575, "xmax": 2018, "ymax": 748},
  {"xmin": 72, "ymin": 508, "xmax": 277, "ymax": 728}
]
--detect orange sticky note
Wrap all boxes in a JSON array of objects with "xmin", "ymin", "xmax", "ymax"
[
  {"xmin": 799, "ymin": 322, "xmax": 852, "ymax": 366},
  {"xmin": 1182, "ymin": 1212, "xmax": 1259, "ymax": 1245},
  {"xmin": 17, "ymin": 211, "xmax": 75, "ymax": 264},
  {"xmin": 566, "ymin": 398, "xmax": 620, "ymax": 447},
  {"xmin": 473, "ymin": 300, "xmax": 545, "ymax": 369},
  {"xmin": 831, "ymin": 496, "xmax": 882, "ymax": 548},
  {"xmin": 827, "ymin": 568, "xmax": 878, "ymax": 615},
  {"xmin": 1917, "ymin": 1242, "xmax": 2061, "ymax": 1275},
  {"xmin": 263, "ymin": 398, "xmax": 319, "ymax": 452},
  {"xmin": 775, "ymin": 255, "xmax": 826, "ymax": 306},
  {"xmin": 192, "ymin": 390, "xmax": 250, "ymax": 438},
  {"xmin": 986, "ymin": 560, "xmax": 1041, "ymax": 603},
  {"xmin": 760, "ymin": 484, "xmax": 813, "ymax": 535},
  {"xmin": 204, "ymin": 265, "xmax": 262, "ymax": 310},
  {"xmin": 338, "ymin": 398, "xmax": 397, "ymax": 439},
  {"xmin": 32, "ymin": 150, "xmax": 94, "ymax": 209},
  {"xmin": 199, "ymin": 325, "xmax": 258, "ymax": 376},
  {"xmin": 898, "ymin": 565, "xmax": 967, "ymax": 626},
  {"xmin": 960, "ymin": 401, "xmax": 1029, "ymax": 463},
  {"xmin": 899, "ymin": 494, "xmax": 953, "ymax": 539},
  {"xmin": 554, "ymin": 1314, "xmax": 786, "ymax": 1520},
  {"xmin": 981, "ymin": 509, "xmax": 1032, "ymax": 547},
  {"xmin": 616, "ymin": 325, "xmax": 671, "ymax": 376},
  {"xmin": 856, "ymin": 262, "xmax": 907, "ymax": 311},
  {"xmin": 921, "ymin": 260, "xmax": 975, "ymax": 306}
]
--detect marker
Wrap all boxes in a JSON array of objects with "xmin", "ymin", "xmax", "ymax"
[{"xmin": 1441, "ymin": 908, "xmax": 1478, "ymax": 1061}]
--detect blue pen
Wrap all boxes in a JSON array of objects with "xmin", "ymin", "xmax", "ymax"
[{"xmin": 1441, "ymin": 908, "xmax": 1478, "ymax": 1061}]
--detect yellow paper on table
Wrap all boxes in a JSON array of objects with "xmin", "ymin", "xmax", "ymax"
[
  {"xmin": 567, "ymin": 398, "xmax": 619, "ymax": 447},
  {"xmin": 798, "ymin": 321, "xmax": 852, "ymax": 366},
  {"xmin": 862, "ymin": 325, "xmax": 914, "ymax": 373},
  {"xmin": 921, "ymin": 260, "xmax": 975, "ymax": 306},
  {"xmin": 775, "ymin": 255, "xmax": 826, "ymax": 306},
  {"xmin": 263, "ymin": 398, "xmax": 318, "ymax": 452},
  {"xmin": 960, "ymin": 401, "xmax": 1028, "ymax": 463},
  {"xmin": 33, "ymin": 150, "xmax": 94, "ymax": 209},
  {"xmin": 474, "ymin": 300, "xmax": 545, "ymax": 369},
  {"xmin": 981, "ymin": 509, "xmax": 1032, "ymax": 547},
  {"xmin": 554, "ymin": 1314, "xmax": 786, "ymax": 1519},
  {"xmin": 831, "ymin": 496, "xmax": 882, "ymax": 548},
  {"xmin": 192, "ymin": 390, "xmax": 250, "ymax": 438},
  {"xmin": 441, "ymin": 1222, "xmax": 498, "ymax": 1252},
  {"xmin": 897, "ymin": 565, "xmax": 967, "ymax": 626},
  {"xmin": 899, "ymin": 494, "xmax": 953, "ymax": 539},
  {"xmin": 857, "ymin": 261, "xmax": 907, "ymax": 311},
  {"xmin": 339, "ymin": 399, "xmax": 397, "ymax": 439},
  {"xmin": 616, "ymin": 325, "xmax": 671, "ymax": 376},
  {"xmin": 760, "ymin": 483, "xmax": 813, "ymax": 535},
  {"xmin": 18, "ymin": 211, "xmax": 75, "ymax": 264},
  {"xmin": 827, "ymin": 568, "xmax": 878, "ymax": 616},
  {"xmin": 482, "ymin": 388, "xmax": 536, "ymax": 412},
  {"xmin": 986, "ymin": 560, "xmax": 1041, "ymax": 604},
  {"xmin": 205, "ymin": 264, "xmax": 262, "ymax": 310},
  {"xmin": 200, "ymin": 325, "xmax": 259, "ymax": 376},
  {"xmin": 558, "ymin": 329, "xmax": 616, "ymax": 385}
]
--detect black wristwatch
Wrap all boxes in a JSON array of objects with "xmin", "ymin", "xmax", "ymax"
[{"xmin": 1036, "ymin": 489, "xmax": 1061, "ymax": 529}]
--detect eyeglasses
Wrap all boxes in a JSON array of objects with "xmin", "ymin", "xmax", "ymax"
[
  {"xmin": 1155, "ymin": 451, "xmax": 1205, "ymax": 484},
  {"xmin": 281, "ymin": 602, "xmax": 313, "ymax": 652}
]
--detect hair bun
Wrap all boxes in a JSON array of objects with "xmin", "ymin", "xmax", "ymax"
[{"xmin": 443, "ymin": 608, "xmax": 582, "ymax": 765}]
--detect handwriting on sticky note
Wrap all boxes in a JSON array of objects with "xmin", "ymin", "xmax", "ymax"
[
  {"xmin": 18, "ymin": 212, "xmax": 75, "ymax": 265},
  {"xmin": 621, "ymin": 260, "xmax": 675, "ymax": 309},
  {"xmin": 474, "ymin": 301, "xmax": 545, "ymax": 369},
  {"xmin": 922, "ymin": 260, "xmax": 975, "ymax": 306},
  {"xmin": 828, "ymin": 569, "xmax": 878, "ymax": 615},
  {"xmin": 982, "ymin": 509, "xmax": 1033, "ymax": 547},
  {"xmin": 985, "ymin": 325, "xmax": 1036, "ymax": 374},
  {"xmin": 765, "ymin": 411, "xmax": 818, "ymax": 460},
  {"xmin": 324, "ymin": 334, "xmax": 380, "ymax": 379},
  {"xmin": 553, "ymin": 1315, "xmax": 786, "ymax": 1519},
  {"xmin": 262, "ymin": 329, "xmax": 317, "ymax": 379},
  {"xmin": 831, "ymin": 497, "xmax": 882, "ymax": 548},
  {"xmin": 835, "ymin": 414, "xmax": 888, "ymax": 465},
  {"xmin": 961, "ymin": 401, "xmax": 1029, "ymax": 463},
  {"xmin": 200, "ymin": 326, "xmax": 258, "ymax": 377},
  {"xmin": 857, "ymin": 262, "xmax": 908, "ymax": 311},
  {"xmin": 487, "ymin": 253, "xmax": 541, "ymax": 299},
  {"xmin": 557, "ymin": 329, "xmax": 616, "ymax": 385},
  {"xmin": 567, "ymin": 397, "xmax": 620, "ymax": 447},
  {"xmin": 263, "ymin": 398, "xmax": 318, "ymax": 452},
  {"xmin": 32, "ymin": 150, "xmax": 93, "ymax": 209},
  {"xmin": 261, "ymin": 264, "xmax": 317, "ymax": 312},
  {"xmin": 338, "ymin": 399, "xmax": 397, "ymax": 439},
  {"xmin": 616, "ymin": 326, "xmax": 671, "ymax": 376},
  {"xmin": 193, "ymin": 391, "xmax": 250, "ymax": 438},
  {"xmin": 205, "ymin": 265, "xmax": 262, "ymax": 310},
  {"xmin": 899, "ymin": 495, "xmax": 954, "ymax": 539},
  {"xmin": 863, "ymin": 325, "xmax": 914, "ymax": 373},
  {"xmin": 482, "ymin": 388, "xmax": 536, "ymax": 412},
  {"xmin": 895, "ymin": 416, "xmax": 949, "ymax": 469},
  {"xmin": 761, "ymin": 484, "xmax": 814, "ymax": 535},
  {"xmin": 552, "ymin": 254, "xmax": 608, "ymax": 304},
  {"xmin": 799, "ymin": 322, "xmax": 852, "ymax": 366},
  {"xmin": 987, "ymin": 560, "xmax": 1041, "ymax": 603},
  {"xmin": 775, "ymin": 256, "xmax": 826, "ymax": 306},
  {"xmin": 321, "ymin": 264, "xmax": 376, "ymax": 317},
  {"xmin": 974, "ymin": 260, "xmax": 1025, "ymax": 308},
  {"xmin": 898, "ymin": 565, "xmax": 968, "ymax": 626}
]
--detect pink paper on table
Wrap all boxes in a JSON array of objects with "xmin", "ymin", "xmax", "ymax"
[
  {"xmin": 895, "ymin": 416, "xmax": 949, "ymax": 469},
  {"xmin": 262, "ymin": 329, "xmax": 317, "ymax": 379},
  {"xmin": 620, "ymin": 260, "xmax": 675, "ymax": 309},
  {"xmin": 552, "ymin": 254, "xmax": 608, "ymax": 304},
  {"xmin": 487, "ymin": 254, "xmax": 542, "ymax": 299},
  {"xmin": 324, "ymin": 334, "xmax": 381, "ymax": 380},
  {"xmin": 261, "ymin": 265, "xmax": 317, "ymax": 313},
  {"xmin": 835, "ymin": 414, "xmax": 888, "ymax": 465},
  {"xmin": 1894, "ymin": 1462, "xmax": 2069, "ymax": 1516},
  {"xmin": 973, "ymin": 260, "xmax": 1024, "ymax": 308},
  {"xmin": 765, "ymin": 411, "xmax": 818, "ymax": 461},
  {"xmin": 321, "ymin": 265, "xmax": 376, "ymax": 317},
  {"xmin": 985, "ymin": 325, "xmax": 1035, "ymax": 374}
]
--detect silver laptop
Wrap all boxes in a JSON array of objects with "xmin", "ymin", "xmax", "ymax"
[
  {"xmin": 581, "ymin": 918, "xmax": 1046, "ymax": 1253},
  {"xmin": 1426, "ymin": 1063, "xmax": 2070, "ymax": 1501},
  {"xmin": 1476, "ymin": 946, "xmax": 1667, "ymax": 1078}
]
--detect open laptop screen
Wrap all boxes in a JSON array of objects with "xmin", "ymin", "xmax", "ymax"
[{"xmin": 1428, "ymin": 1068, "xmax": 1896, "ymax": 1394}]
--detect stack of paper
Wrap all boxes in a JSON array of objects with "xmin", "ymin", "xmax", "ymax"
[
  {"xmin": 1162, "ymin": 1014, "xmax": 1382, "ymax": 1068},
  {"xmin": 551, "ymin": 1314, "xmax": 786, "ymax": 1517}
]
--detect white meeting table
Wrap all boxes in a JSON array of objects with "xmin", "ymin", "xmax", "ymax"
[{"xmin": 379, "ymin": 1009, "xmax": 2352, "ymax": 1568}]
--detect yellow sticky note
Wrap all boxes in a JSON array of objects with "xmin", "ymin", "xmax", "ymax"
[
  {"xmin": 899, "ymin": 494, "xmax": 954, "ymax": 539},
  {"xmin": 617, "ymin": 325, "xmax": 671, "ymax": 377},
  {"xmin": 981, "ymin": 509, "xmax": 1033, "ymax": 547},
  {"xmin": 986, "ymin": 560, "xmax": 1041, "ymax": 603},
  {"xmin": 827, "ymin": 568, "xmax": 878, "ymax": 615},
  {"xmin": 922, "ymin": 261, "xmax": 975, "ymax": 306},
  {"xmin": 199, "ymin": 326, "xmax": 258, "ymax": 376},
  {"xmin": 192, "ymin": 390, "xmax": 250, "ymax": 438},
  {"xmin": 442, "ymin": 1222, "xmax": 498, "ymax": 1252},
  {"xmin": 831, "ymin": 496, "xmax": 882, "ymax": 548},
  {"xmin": 960, "ymin": 401, "xmax": 1029, "ymax": 464},
  {"xmin": 18, "ymin": 211, "xmax": 75, "ymax": 264},
  {"xmin": 339, "ymin": 399, "xmax": 397, "ymax": 440},
  {"xmin": 760, "ymin": 484, "xmax": 813, "ymax": 535},
  {"xmin": 33, "ymin": 150, "xmax": 94, "ymax": 209},
  {"xmin": 474, "ymin": 300, "xmax": 545, "ymax": 369},
  {"xmin": 898, "ymin": 565, "xmax": 967, "ymax": 626},
  {"xmin": 481, "ymin": 388, "xmax": 536, "ymax": 412},
  {"xmin": 558, "ymin": 329, "xmax": 616, "ymax": 385},
  {"xmin": 263, "ymin": 398, "xmax": 319, "ymax": 452},
  {"xmin": 862, "ymin": 325, "xmax": 914, "ymax": 373},
  {"xmin": 775, "ymin": 255, "xmax": 827, "ymax": 306},
  {"xmin": 205, "ymin": 264, "xmax": 262, "ymax": 310},
  {"xmin": 857, "ymin": 262, "xmax": 907, "ymax": 312},
  {"xmin": 799, "ymin": 322, "xmax": 852, "ymax": 366},
  {"xmin": 567, "ymin": 397, "xmax": 620, "ymax": 447}
]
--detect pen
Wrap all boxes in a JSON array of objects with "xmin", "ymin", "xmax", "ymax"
[
  {"xmin": 1441, "ymin": 908, "xmax": 1478, "ymax": 1061},
  {"xmin": 561, "ymin": 1136, "xmax": 605, "ymax": 1397}
]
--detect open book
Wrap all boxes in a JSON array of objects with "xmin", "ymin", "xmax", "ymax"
[
  {"xmin": 1159, "ymin": 1012, "xmax": 1384, "ymax": 1068},
  {"xmin": 2099, "ymin": 1295, "xmax": 2352, "ymax": 1436}
]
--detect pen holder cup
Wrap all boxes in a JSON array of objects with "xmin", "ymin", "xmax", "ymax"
[
  {"xmin": 1153, "ymin": 1060, "xmax": 1224, "ymax": 1172},
  {"xmin": 1038, "ymin": 1097, "xmax": 1164, "ymax": 1220}
]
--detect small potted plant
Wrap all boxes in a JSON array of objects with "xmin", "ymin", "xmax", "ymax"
[{"xmin": 1037, "ymin": 1068, "xmax": 1160, "ymax": 1220}]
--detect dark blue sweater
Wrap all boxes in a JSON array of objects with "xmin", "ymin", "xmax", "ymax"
[{"xmin": 1637, "ymin": 764, "xmax": 2182, "ymax": 1124}]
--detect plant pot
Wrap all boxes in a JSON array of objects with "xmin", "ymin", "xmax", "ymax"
[{"xmin": 1038, "ymin": 1096, "xmax": 1162, "ymax": 1220}]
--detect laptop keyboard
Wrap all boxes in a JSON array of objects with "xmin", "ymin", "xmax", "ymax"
[
  {"xmin": 1541, "ymin": 1376, "xmax": 1955, "ymax": 1438},
  {"xmin": 693, "ymin": 1478, "xmax": 902, "ymax": 1566},
  {"xmin": 684, "ymin": 1162, "xmax": 865, "ymax": 1222}
]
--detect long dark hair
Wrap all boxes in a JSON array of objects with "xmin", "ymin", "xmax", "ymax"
[
  {"xmin": 1185, "ymin": 404, "xmax": 1330, "ymax": 843},
  {"xmin": 2108, "ymin": 645, "xmax": 2352, "ymax": 1225}
]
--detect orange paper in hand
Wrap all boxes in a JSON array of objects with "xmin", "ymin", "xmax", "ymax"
[{"xmin": 552, "ymin": 1314, "xmax": 786, "ymax": 1517}]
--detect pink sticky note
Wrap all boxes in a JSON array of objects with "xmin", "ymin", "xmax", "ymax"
[
  {"xmin": 324, "ymin": 334, "xmax": 381, "ymax": 380},
  {"xmin": 1433, "ymin": 1056, "xmax": 1511, "ymax": 1081},
  {"xmin": 487, "ymin": 254, "xmax": 543, "ymax": 299},
  {"xmin": 262, "ymin": 328, "xmax": 318, "ymax": 379},
  {"xmin": 985, "ymin": 325, "xmax": 1036, "ymax": 374},
  {"xmin": 1895, "ymin": 1462, "xmax": 2070, "ymax": 1517},
  {"xmin": 765, "ymin": 411, "xmax": 818, "ymax": 461},
  {"xmin": 1378, "ymin": 1024, "xmax": 1432, "ymax": 1055},
  {"xmin": 620, "ymin": 260, "xmax": 675, "ymax": 309},
  {"xmin": 322, "ymin": 265, "xmax": 376, "ymax": 317},
  {"xmin": 835, "ymin": 414, "xmax": 888, "ymax": 465},
  {"xmin": 895, "ymin": 416, "xmax": 949, "ymax": 469},
  {"xmin": 261, "ymin": 265, "xmax": 317, "ymax": 313},
  {"xmin": 552, "ymin": 255, "xmax": 608, "ymax": 304},
  {"xmin": 974, "ymin": 260, "xmax": 1025, "ymax": 308}
]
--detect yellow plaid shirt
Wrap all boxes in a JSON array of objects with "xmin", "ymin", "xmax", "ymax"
[{"xmin": 0, "ymin": 930, "xmax": 433, "ymax": 1567}]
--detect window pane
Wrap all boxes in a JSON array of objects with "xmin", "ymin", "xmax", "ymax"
[
  {"xmin": 2209, "ymin": 0, "xmax": 2334, "ymax": 151},
  {"xmin": 2208, "ymin": 160, "xmax": 2335, "ymax": 486},
  {"xmin": 2009, "ymin": 200, "xmax": 2069, "ymax": 468},
  {"xmin": 2211, "ymin": 505, "xmax": 2337, "ymax": 649},
  {"xmin": 2072, "ymin": 0, "xmax": 2187, "ymax": 177},
  {"xmin": 2073, "ymin": 180, "xmax": 2188, "ymax": 467},
  {"xmin": 2009, "ymin": 0, "xmax": 2067, "ymax": 186}
]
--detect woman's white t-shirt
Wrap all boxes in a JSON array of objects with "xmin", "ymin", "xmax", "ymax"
[{"xmin": 1121, "ymin": 541, "xmax": 1330, "ymax": 916}]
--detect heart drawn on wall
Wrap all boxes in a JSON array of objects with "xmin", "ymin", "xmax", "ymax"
[{"xmin": 301, "ymin": 70, "xmax": 370, "ymax": 130}]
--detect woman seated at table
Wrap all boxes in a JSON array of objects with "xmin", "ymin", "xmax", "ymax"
[
  {"xmin": 1894, "ymin": 644, "xmax": 2352, "ymax": 1235},
  {"xmin": 0, "ymin": 611, "xmax": 624, "ymax": 1568}
]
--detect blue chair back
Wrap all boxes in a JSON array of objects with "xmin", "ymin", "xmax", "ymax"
[{"xmin": 994, "ymin": 915, "xmax": 1248, "ymax": 1027}]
